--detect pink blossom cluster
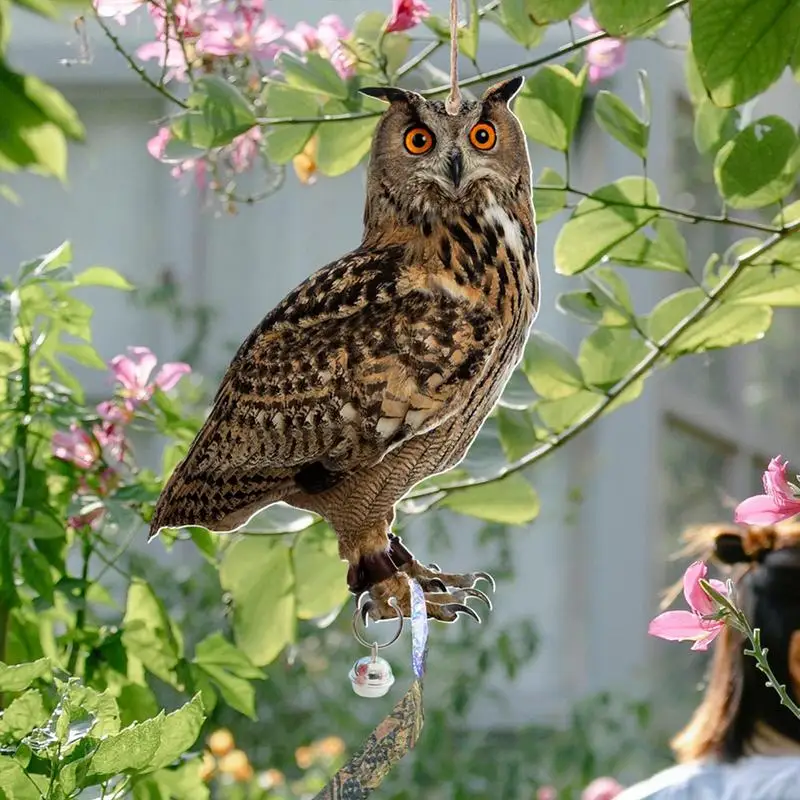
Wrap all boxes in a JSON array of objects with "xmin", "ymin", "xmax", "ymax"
[
  {"xmin": 51, "ymin": 346, "xmax": 190, "ymax": 530},
  {"xmin": 93, "ymin": 0, "xmax": 432, "ymax": 192},
  {"xmin": 573, "ymin": 15, "xmax": 626, "ymax": 83}
]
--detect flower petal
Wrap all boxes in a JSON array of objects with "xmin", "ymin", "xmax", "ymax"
[
  {"xmin": 154, "ymin": 362, "xmax": 191, "ymax": 391},
  {"xmin": 683, "ymin": 561, "xmax": 714, "ymax": 616},
  {"xmin": 690, "ymin": 623, "xmax": 724, "ymax": 651},
  {"xmin": 734, "ymin": 493, "xmax": 800, "ymax": 525},
  {"xmin": 648, "ymin": 610, "xmax": 706, "ymax": 641}
]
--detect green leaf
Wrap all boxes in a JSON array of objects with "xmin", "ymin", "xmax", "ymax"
[
  {"xmin": 557, "ymin": 290, "xmax": 604, "ymax": 324},
  {"xmin": 647, "ymin": 288, "xmax": 773, "ymax": 352},
  {"xmin": 496, "ymin": 407, "xmax": 539, "ymax": 461},
  {"xmin": 262, "ymin": 83, "xmax": 318, "ymax": 164},
  {"xmin": 0, "ymin": 659, "xmax": 50, "ymax": 693},
  {"xmin": 726, "ymin": 265, "xmax": 800, "ymax": 306},
  {"xmin": 693, "ymin": 99, "xmax": 739, "ymax": 155},
  {"xmin": 521, "ymin": 330, "xmax": 584, "ymax": 399},
  {"xmin": 441, "ymin": 474, "xmax": 539, "ymax": 524},
  {"xmin": 193, "ymin": 633, "xmax": 264, "ymax": 720},
  {"xmin": 0, "ymin": 60, "xmax": 83, "ymax": 180},
  {"xmin": 514, "ymin": 64, "xmax": 586, "ymax": 151},
  {"xmin": 20, "ymin": 547, "xmax": 54, "ymax": 604},
  {"xmin": 533, "ymin": 167, "xmax": 567, "ymax": 222},
  {"xmin": 0, "ymin": 756, "xmax": 48, "ymax": 799},
  {"xmin": 277, "ymin": 51, "xmax": 349, "ymax": 99},
  {"xmin": 608, "ymin": 218, "xmax": 690, "ymax": 272},
  {"xmin": 578, "ymin": 328, "xmax": 650, "ymax": 390},
  {"xmin": 122, "ymin": 580, "xmax": 182, "ymax": 687},
  {"xmin": 84, "ymin": 719, "xmax": 161, "ymax": 779},
  {"xmin": 18, "ymin": 241, "xmax": 72, "ymax": 282},
  {"xmin": 316, "ymin": 100, "xmax": 379, "ymax": 177},
  {"xmin": 493, "ymin": 0, "xmax": 546, "ymax": 47},
  {"xmin": 74, "ymin": 266, "xmax": 134, "ymax": 290},
  {"xmin": 593, "ymin": 91, "xmax": 648, "ymax": 158},
  {"xmin": 554, "ymin": 177, "xmax": 660, "ymax": 275},
  {"xmin": 10, "ymin": 511, "xmax": 65, "ymax": 540},
  {"xmin": 590, "ymin": 0, "xmax": 670, "ymax": 34},
  {"xmin": 353, "ymin": 11, "xmax": 411, "ymax": 75},
  {"xmin": 0, "ymin": 690, "xmax": 47, "ymax": 740},
  {"xmin": 691, "ymin": 0, "xmax": 800, "ymax": 107},
  {"xmin": 526, "ymin": 0, "xmax": 585, "ymax": 23},
  {"xmin": 713, "ymin": 116, "xmax": 799, "ymax": 209},
  {"xmin": 144, "ymin": 695, "xmax": 205, "ymax": 772},
  {"xmin": 220, "ymin": 537, "xmax": 295, "ymax": 666},
  {"xmin": 536, "ymin": 391, "xmax": 602, "ymax": 433},
  {"xmin": 293, "ymin": 522, "xmax": 348, "ymax": 620},
  {"xmin": 172, "ymin": 76, "xmax": 257, "ymax": 149}
]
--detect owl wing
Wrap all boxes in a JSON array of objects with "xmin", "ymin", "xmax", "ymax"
[{"xmin": 180, "ymin": 246, "xmax": 502, "ymax": 485}]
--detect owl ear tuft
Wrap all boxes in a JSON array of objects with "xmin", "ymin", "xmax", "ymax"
[
  {"xmin": 481, "ymin": 76, "xmax": 525, "ymax": 106},
  {"xmin": 359, "ymin": 86, "xmax": 420, "ymax": 105}
]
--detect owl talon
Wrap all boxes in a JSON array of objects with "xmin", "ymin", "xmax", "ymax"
[
  {"xmin": 424, "ymin": 577, "xmax": 449, "ymax": 593},
  {"xmin": 474, "ymin": 571, "xmax": 497, "ymax": 592},
  {"xmin": 457, "ymin": 587, "xmax": 492, "ymax": 610},
  {"xmin": 441, "ymin": 603, "xmax": 481, "ymax": 624}
]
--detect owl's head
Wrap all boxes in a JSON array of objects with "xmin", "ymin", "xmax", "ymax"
[{"xmin": 361, "ymin": 76, "xmax": 529, "ymax": 226}]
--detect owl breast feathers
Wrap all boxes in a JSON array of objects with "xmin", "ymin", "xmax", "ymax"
[{"xmin": 150, "ymin": 76, "xmax": 540, "ymax": 624}]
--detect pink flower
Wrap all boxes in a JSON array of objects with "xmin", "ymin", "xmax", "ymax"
[
  {"xmin": 385, "ymin": 0, "xmax": 430, "ymax": 33},
  {"xmin": 536, "ymin": 788, "xmax": 558, "ymax": 800},
  {"xmin": 735, "ymin": 456, "xmax": 800, "ymax": 526},
  {"xmin": 69, "ymin": 504, "xmax": 106, "ymax": 531},
  {"xmin": 52, "ymin": 425, "xmax": 99, "ymax": 470},
  {"xmin": 648, "ymin": 561, "xmax": 729, "ymax": 651},
  {"xmin": 283, "ymin": 14, "xmax": 354, "ymax": 79},
  {"xmin": 136, "ymin": 38, "xmax": 191, "ymax": 82},
  {"xmin": 284, "ymin": 21, "xmax": 319, "ymax": 52},
  {"xmin": 573, "ymin": 16, "xmax": 626, "ymax": 83},
  {"xmin": 93, "ymin": 0, "xmax": 142, "ymax": 24},
  {"xmin": 197, "ymin": 8, "xmax": 284, "ymax": 60},
  {"xmin": 110, "ymin": 346, "xmax": 191, "ymax": 408},
  {"xmin": 97, "ymin": 400, "xmax": 132, "ymax": 426},
  {"xmin": 147, "ymin": 127, "xmax": 172, "ymax": 160},
  {"xmin": 582, "ymin": 777, "xmax": 624, "ymax": 800},
  {"xmin": 229, "ymin": 127, "xmax": 262, "ymax": 173}
]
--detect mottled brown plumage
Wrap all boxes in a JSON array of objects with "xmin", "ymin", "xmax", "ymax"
[{"xmin": 150, "ymin": 77, "xmax": 540, "ymax": 623}]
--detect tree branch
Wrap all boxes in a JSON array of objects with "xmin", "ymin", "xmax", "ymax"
[{"xmin": 406, "ymin": 219, "xmax": 800, "ymax": 503}]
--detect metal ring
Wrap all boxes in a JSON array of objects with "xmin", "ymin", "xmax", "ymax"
[{"xmin": 351, "ymin": 596, "xmax": 404, "ymax": 650}]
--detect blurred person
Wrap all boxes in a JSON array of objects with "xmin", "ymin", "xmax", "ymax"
[{"xmin": 619, "ymin": 523, "xmax": 800, "ymax": 799}]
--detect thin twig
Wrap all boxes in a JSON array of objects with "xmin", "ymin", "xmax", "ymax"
[
  {"xmin": 563, "ymin": 184, "xmax": 782, "ymax": 234},
  {"xmin": 406, "ymin": 219, "xmax": 800, "ymax": 503},
  {"xmin": 421, "ymin": 0, "xmax": 690, "ymax": 96},
  {"xmin": 93, "ymin": 10, "xmax": 189, "ymax": 109}
]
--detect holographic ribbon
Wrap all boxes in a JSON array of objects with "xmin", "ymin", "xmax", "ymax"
[
  {"xmin": 314, "ymin": 578, "xmax": 428, "ymax": 799},
  {"xmin": 409, "ymin": 578, "xmax": 429, "ymax": 679}
]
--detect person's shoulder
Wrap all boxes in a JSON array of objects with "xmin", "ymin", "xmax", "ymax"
[
  {"xmin": 616, "ymin": 756, "xmax": 800, "ymax": 800},
  {"xmin": 615, "ymin": 762, "xmax": 710, "ymax": 800}
]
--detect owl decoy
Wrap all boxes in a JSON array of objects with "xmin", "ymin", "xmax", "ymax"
[{"xmin": 149, "ymin": 76, "xmax": 540, "ymax": 625}]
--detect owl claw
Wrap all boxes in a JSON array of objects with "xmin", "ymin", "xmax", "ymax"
[
  {"xmin": 474, "ymin": 571, "xmax": 497, "ymax": 592},
  {"xmin": 457, "ymin": 587, "xmax": 492, "ymax": 610},
  {"xmin": 427, "ymin": 563, "xmax": 441, "ymax": 572},
  {"xmin": 426, "ymin": 577, "xmax": 449, "ymax": 593},
  {"xmin": 441, "ymin": 603, "xmax": 481, "ymax": 624}
]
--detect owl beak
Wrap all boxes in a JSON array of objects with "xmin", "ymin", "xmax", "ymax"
[{"xmin": 447, "ymin": 150, "xmax": 463, "ymax": 189}]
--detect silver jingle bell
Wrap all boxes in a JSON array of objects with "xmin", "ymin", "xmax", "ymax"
[{"xmin": 349, "ymin": 652, "xmax": 395, "ymax": 698}]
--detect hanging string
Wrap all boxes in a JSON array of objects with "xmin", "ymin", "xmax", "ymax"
[{"xmin": 445, "ymin": 0, "xmax": 461, "ymax": 115}]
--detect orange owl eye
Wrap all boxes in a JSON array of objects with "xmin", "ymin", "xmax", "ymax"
[
  {"xmin": 469, "ymin": 122, "xmax": 497, "ymax": 151},
  {"xmin": 404, "ymin": 126, "xmax": 435, "ymax": 155}
]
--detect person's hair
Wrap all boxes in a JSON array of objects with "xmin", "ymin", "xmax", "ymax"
[{"xmin": 670, "ymin": 523, "xmax": 800, "ymax": 763}]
